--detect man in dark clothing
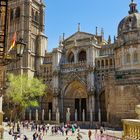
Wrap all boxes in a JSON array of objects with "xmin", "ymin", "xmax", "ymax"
[{"xmin": 33, "ymin": 132, "xmax": 38, "ymax": 140}]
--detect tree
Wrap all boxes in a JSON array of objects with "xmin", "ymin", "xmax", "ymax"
[{"xmin": 6, "ymin": 74, "xmax": 46, "ymax": 120}]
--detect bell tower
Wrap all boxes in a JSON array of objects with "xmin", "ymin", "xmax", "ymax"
[{"xmin": 7, "ymin": 0, "xmax": 48, "ymax": 77}]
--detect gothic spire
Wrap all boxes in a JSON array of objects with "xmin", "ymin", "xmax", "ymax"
[
  {"xmin": 108, "ymin": 35, "xmax": 111, "ymax": 44},
  {"xmin": 129, "ymin": 0, "xmax": 138, "ymax": 14},
  {"xmin": 96, "ymin": 27, "xmax": 98, "ymax": 36},
  {"xmin": 101, "ymin": 28, "xmax": 104, "ymax": 39},
  {"xmin": 78, "ymin": 23, "xmax": 81, "ymax": 32}
]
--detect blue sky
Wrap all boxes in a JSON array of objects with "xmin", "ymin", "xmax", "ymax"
[{"xmin": 44, "ymin": 0, "xmax": 139, "ymax": 52}]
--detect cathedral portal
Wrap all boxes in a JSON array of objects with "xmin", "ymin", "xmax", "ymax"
[{"xmin": 63, "ymin": 81, "xmax": 88, "ymax": 121}]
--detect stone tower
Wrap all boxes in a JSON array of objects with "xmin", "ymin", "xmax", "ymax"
[{"xmin": 7, "ymin": 0, "xmax": 48, "ymax": 77}]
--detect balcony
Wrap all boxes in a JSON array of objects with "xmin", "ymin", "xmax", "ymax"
[{"xmin": 60, "ymin": 62, "xmax": 94, "ymax": 73}]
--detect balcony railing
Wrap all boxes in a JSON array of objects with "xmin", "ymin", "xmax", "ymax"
[
  {"xmin": 122, "ymin": 119, "xmax": 140, "ymax": 140},
  {"xmin": 96, "ymin": 65, "xmax": 115, "ymax": 70},
  {"xmin": 60, "ymin": 62, "xmax": 94, "ymax": 73}
]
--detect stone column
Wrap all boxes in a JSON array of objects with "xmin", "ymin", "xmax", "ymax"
[
  {"xmin": 35, "ymin": 109, "xmax": 38, "ymax": 122},
  {"xmin": 79, "ymin": 100, "xmax": 81, "ymax": 121},
  {"xmin": 74, "ymin": 50, "xmax": 78, "ymax": 63},
  {"xmin": 75, "ymin": 109, "xmax": 77, "ymax": 122},
  {"xmin": 98, "ymin": 108, "xmax": 101, "ymax": 124},
  {"xmin": 135, "ymin": 105, "xmax": 140, "ymax": 119},
  {"xmin": 49, "ymin": 109, "xmax": 51, "ymax": 121},
  {"xmin": 90, "ymin": 109, "xmax": 93, "ymax": 122},
  {"xmin": 56, "ymin": 108, "xmax": 60, "ymax": 124},
  {"xmin": 82, "ymin": 109, "xmax": 85, "ymax": 122},
  {"xmin": 42, "ymin": 109, "xmax": 44, "ymax": 121},
  {"xmin": 91, "ymin": 95, "xmax": 95, "ymax": 120},
  {"xmin": 0, "ymin": 96, "xmax": 2, "ymax": 112}
]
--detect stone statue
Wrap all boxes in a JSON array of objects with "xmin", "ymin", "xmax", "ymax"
[{"xmin": 66, "ymin": 108, "xmax": 71, "ymax": 123}]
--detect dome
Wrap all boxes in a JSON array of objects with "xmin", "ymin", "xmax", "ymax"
[
  {"xmin": 118, "ymin": 13, "xmax": 140, "ymax": 35},
  {"xmin": 118, "ymin": 0, "xmax": 140, "ymax": 36}
]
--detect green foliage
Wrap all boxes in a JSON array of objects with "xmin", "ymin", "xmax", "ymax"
[{"xmin": 7, "ymin": 74, "xmax": 46, "ymax": 110}]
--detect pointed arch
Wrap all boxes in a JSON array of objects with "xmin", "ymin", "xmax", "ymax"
[
  {"xmin": 15, "ymin": 7, "xmax": 20, "ymax": 18},
  {"xmin": 35, "ymin": 11, "xmax": 39, "ymax": 22},
  {"xmin": 64, "ymin": 81, "xmax": 87, "ymax": 98},
  {"xmin": 126, "ymin": 53, "xmax": 130, "ymax": 63},
  {"xmin": 78, "ymin": 50, "xmax": 86, "ymax": 62},
  {"xmin": 133, "ymin": 51, "xmax": 138, "ymax": 63},
  {"xmin": 67, "ymin": 51, "xmax": 74, "ymax": 62}
]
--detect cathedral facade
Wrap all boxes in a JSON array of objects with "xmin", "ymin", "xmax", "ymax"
[
  {"xmin": 38, "ymin": 1, "xmax": 140, "ymax": 126},
  {"xmin": 6, "ymin": 0, "xmax": 140, "ymax": 127}
]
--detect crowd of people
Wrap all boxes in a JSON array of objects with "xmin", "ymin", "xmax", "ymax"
[{"xmin": 6, "ymin": 121, "xmax": 105, "ymax": 140}]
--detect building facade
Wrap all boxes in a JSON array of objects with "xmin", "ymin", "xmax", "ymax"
[
  {"xmin": 38, "ymin": 1, "xmax": 140, "ymax": 126},
  {"xmin": 5, "ymin": 0, "xmax": 140, "ymax": 126}
]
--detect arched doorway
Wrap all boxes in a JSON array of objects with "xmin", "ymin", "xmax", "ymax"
[{"xmin": 64, "ymin": 81, "xmax": 88, "ymax": 121}]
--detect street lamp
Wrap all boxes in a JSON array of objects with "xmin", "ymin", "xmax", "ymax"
[{"xmin": 16, "ymin": 38, "xmax": 26, "ymax": 57}]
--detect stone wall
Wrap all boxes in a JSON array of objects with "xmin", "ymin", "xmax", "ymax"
[{"xmin": 105, "ymin": 73, "xmax": 140, "ymax": 127}]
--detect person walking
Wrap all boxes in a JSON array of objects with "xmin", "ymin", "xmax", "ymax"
[
  {"xmin": 88, "ymin": 129, "xmax": 92, "ymax": 140},
  {"xmin": 71, "ymin": 125, "xmax": 75, "ymax": 135},
  {"xmin": 38, "ymin": 132, "xmax": 43, "ymax": 140},
  {"xmin": 33, "ymin": 132, "xmax": 38, "ymax": 140}
]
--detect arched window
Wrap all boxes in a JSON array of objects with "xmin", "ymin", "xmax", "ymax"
[
  {"xmin": 15, "ymin": 7, "xmax": 20, "ymax": 18},
  {"xmin": 35, "ymin": 11, "xmax": 39, "ymax": 22},
  {"xmin": 105, "ymin": 59, "xmax": 108, "ymax": 66},
  {"xmin": 97, "ymin": 60, "xmax": 100, "ymax": 68},
  {"xmin": 126, "ymin": 53, "xmax": 130, "ymax": 63},
  {"xmin": 68, "ymin": 52, "xmax": 74, "ymax": 63},
  {"xmin": 78, "ymin": 50, "xmax": 86, "ymax": 61},
  {"xmin": 101, "ymin": 60, "xmax": 104, "ymax": 67},
  {"xmin": 110, "ymin": 59, "xmax": 113, "ymax": 66},
  {"xmin": 10, "ymin": 9, "xmax": 14, "ymax": 20},
  {"xmin": 32, "ymin": 8, "xmax": 35, "ymax": 20},
  {"xmin": 133, "ymin": 51, "xmax": 138, "ymax": 63}
]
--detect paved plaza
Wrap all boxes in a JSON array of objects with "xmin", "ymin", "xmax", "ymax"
[{"xmin": 3, "ymin": 123, "xmax": 123, "ymax": 140}]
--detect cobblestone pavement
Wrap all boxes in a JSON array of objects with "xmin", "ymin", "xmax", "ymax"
[{"xmin": 3, "ymin": 125, "xmax": 122, "ymax": 140}]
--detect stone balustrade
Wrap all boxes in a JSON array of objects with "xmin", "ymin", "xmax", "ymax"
[
  {"xmin": 122, "ymin": 119, "xmax": 140, "ymax": 140},
  {"xmin": 122, "ymin": 105, "xmax": 140, "ymax": 140}
]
